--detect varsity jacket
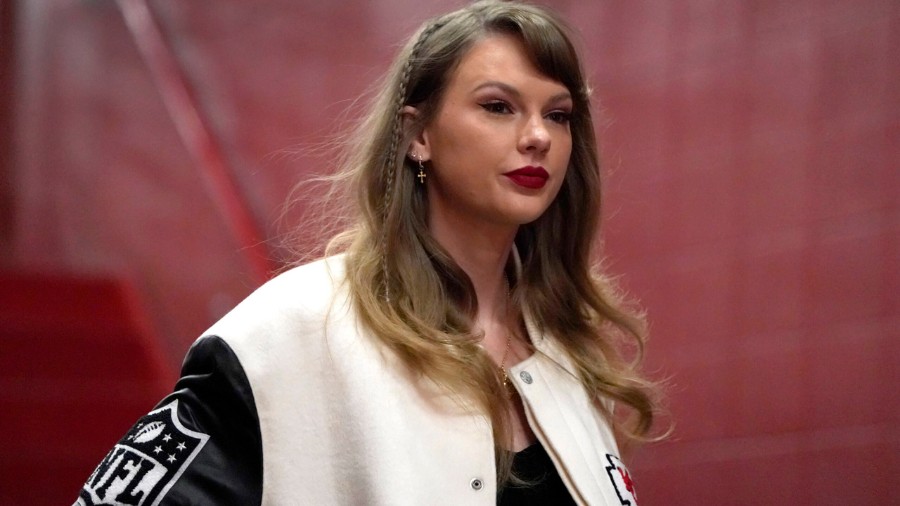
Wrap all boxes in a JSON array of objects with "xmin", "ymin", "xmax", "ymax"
[{"xmin": 76, "ymin": 256, "xmax": 638, "ymax": 506}]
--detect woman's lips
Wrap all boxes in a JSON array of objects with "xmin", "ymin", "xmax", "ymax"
[{"xmin": 503, "ymin": 166, "xmax": 549, "ymax": 189}]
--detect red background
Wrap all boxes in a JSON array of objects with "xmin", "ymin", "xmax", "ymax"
[{"xmin": 1, "ymin": 0, "xmax": 897, "ymax": 504}]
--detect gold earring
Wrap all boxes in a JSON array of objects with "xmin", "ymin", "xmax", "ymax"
[{"xmin": 416, "ymin": 156, "xmax": 426, "ymax": 184}]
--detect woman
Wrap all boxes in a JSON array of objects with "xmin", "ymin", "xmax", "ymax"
[{"xmin": 76, "ymin": 1, "xmax": 660, "ymax": 504}]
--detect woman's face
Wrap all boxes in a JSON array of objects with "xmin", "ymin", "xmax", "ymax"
[{"xmin": 411, "ymin": 33, "xmax": 573, "ymax": 235}]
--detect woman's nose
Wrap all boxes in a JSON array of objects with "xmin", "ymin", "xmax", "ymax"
[{"xmin": 518, "ymin": 115, "xmax": 551, "ymax": 154}]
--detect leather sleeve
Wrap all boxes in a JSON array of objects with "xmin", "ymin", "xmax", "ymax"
[{"xmin": 75, "ymin": 335, "xmax": 263, "ymax": 506}]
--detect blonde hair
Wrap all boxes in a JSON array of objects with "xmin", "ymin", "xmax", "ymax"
[{"xmin": 318, "ymin": 0, "xmax": 662, "ymax": 486}]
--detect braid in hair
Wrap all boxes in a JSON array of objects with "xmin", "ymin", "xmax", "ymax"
[{"xmin": 380, "ymin": 19, "xmax": 446, "ymax": 301}]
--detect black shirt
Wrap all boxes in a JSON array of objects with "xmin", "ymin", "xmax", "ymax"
[{"xmin": 498, "ymin": 441, "xmax": 577, "ymax": 505}]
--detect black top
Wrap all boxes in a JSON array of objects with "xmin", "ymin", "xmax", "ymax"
[{"xmin": 498, "ymin": 441, "xmax": 577, "ymax": 505}]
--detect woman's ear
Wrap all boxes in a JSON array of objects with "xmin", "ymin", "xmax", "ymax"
[{"xmin": 401, "ymin": 105, "xmax": 430, "ymax": 162}]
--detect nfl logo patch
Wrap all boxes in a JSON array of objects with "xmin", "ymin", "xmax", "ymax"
[
  {"xmin": 605, "ymin": 453, "xmax": 638, "ymax": 505},
  {"xmin": 75, "ymin": 400, "xmax": 209, "ymax": 506}
]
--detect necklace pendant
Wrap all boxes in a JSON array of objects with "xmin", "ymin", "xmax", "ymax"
[{"xmin": 501, "ymin": 374, "xmax": 515, "ymax": 398}]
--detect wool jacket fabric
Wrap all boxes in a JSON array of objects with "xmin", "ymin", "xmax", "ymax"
[{"xmin": 76, "ymin": 256, "xmax": 638, "ymax": 506}]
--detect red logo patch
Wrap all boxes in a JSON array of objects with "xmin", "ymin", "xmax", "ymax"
[{"xmin": 605, "ymin": 454, "xmax": 638, "ymax": 505}]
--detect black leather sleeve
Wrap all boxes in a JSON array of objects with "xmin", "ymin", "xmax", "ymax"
[{"xmin": 75, "ymin": 336, "xmax": 263, "ymax": 506}]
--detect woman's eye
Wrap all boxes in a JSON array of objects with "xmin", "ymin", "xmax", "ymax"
[
  {"xmin": 547, "ymin": 110, "xmax": 572, "ymax": 124},
  {"xmin": 480, "ymin": 101, "xmax": 512, "ymax": 114}
]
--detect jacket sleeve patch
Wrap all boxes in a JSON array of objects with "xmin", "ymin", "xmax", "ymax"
[{"xmin": 75, "ymin": 400, "xmax": 209, "ymax": 506}]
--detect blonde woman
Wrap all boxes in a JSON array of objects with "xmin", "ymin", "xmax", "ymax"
[{"xmin": 77, "ymin": 1, "xmax": 661, "ymax": 504}]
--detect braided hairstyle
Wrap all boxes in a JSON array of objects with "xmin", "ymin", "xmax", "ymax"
[{"xmin": 379, "ymin": 19, "xmax": 447, "ymax": 301}]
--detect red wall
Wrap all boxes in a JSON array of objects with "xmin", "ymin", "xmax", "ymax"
[
  {"xmin": 2, "ymin": 0, "xmax": 897, "ymax": 504},
  {"xmin": 591, "ymin": 2, "xmax": 899, "ymax": 503}
]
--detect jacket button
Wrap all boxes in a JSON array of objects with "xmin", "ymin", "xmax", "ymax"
[
  {"xmin": 470, "ymin": 478, "xmax": 483, "ymax": 491},
  {"xmin": 519, "ymin": 371, "xmax": 533, "ymax": 384}
]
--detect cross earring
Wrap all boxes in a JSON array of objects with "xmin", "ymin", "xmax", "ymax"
[{"xmin": 415, "ymin": 156, "xmax": 426, "ymax": 184}]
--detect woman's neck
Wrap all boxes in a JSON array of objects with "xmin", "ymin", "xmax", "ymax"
[{"xmin": 428, "ymin": 212, "xmax": 517, "ymax": 325}]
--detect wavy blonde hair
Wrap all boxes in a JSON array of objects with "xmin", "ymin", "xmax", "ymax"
[{"xmin": 318, "ymin": 0, "xmax": 662, "ymax": 486}]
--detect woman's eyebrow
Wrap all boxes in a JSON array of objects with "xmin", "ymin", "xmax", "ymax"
[
  {"xmin": 472, "ymin": 80, "xmax": 519, "ymax": 96},
  {"xmin": 471, "ymin": 80, "xmax": 572, "ymax": 103}
]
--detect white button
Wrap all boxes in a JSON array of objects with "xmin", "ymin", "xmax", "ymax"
[
  {"xmin": 520, "ymin": 371, "xmax": 533, "ymax": 384},
  {"xmin": 470, "ymin": 478, "xmax": 483, "ymax": 490}
]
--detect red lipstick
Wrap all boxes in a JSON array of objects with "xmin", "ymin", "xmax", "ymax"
[{"xmin": 503, "ymin": 166, "xmax": 549, "ymax": 189}]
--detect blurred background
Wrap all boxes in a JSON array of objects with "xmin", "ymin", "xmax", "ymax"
[{"xmin": 1, "ymin": 0, "xmax": 897, "ymax": 504}]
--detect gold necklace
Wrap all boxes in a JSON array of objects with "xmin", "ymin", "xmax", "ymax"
[
  {"xmin": 498, "ymin": 278, "xmax": 513, "ymax": 391},
  {"xmin": 499, "ymin": 330, "xmax": 512, "ymax": 390}
]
